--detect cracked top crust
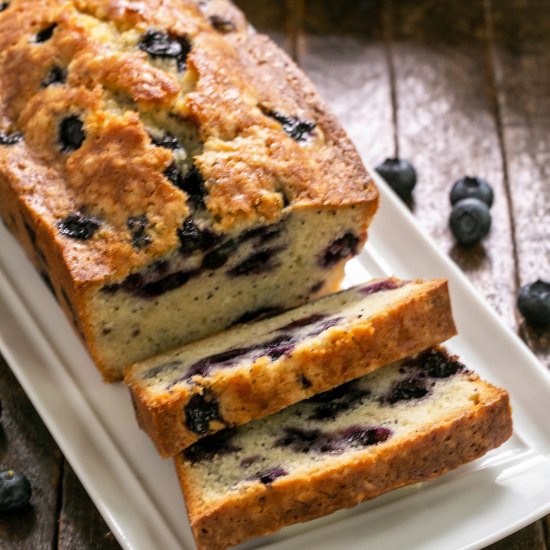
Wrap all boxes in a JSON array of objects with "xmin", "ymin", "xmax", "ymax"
[{"xmin": 0, "ymin": 0, "xmax": 378, "ymax": 284}]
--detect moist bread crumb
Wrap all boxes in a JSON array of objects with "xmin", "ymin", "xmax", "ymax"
[
  {"xmin": 126, "ymin": 277, "xmax": 456, "ymax": 456},
  {"xmin": 176, "ymin": 347, "xmax": 512, "ymax": 550}
]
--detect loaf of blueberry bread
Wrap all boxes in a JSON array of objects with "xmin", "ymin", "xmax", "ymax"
[
  {"xmin": 126, "ymin": 277, "xmax": 456, "ymax": 456},
  {"xmin": 176, "ymin": 348, "xmax": 512, "ymax": 550},
  {"xmin": 0, "ymin": 0, "xmax": 378, "ymax": 381}
]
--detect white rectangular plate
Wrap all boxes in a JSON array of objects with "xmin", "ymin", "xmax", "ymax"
[{"xmin": 1, "ymin": 171, "xmax": 550, "ymax": 550}]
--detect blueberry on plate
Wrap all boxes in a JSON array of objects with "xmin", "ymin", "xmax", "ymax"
[
  {"xmin": 0, "ymin": 469, "xmax": 32, "ymax": 511},
  {"xmin": 517, "ymin": 280, "xmax": 550, "ymax": 327},
  {"xmin": 450, "ymin": 176, "xmax": 494, "ymax": 208},
  {"xmin": 449, "ymin": 198, "xmax": 491, "ymax": 246},
  {"xmin": 374, "ymin": 158, "xmax": 417, "ymax": 201}
]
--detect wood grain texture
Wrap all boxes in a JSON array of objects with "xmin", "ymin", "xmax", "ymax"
[
  {"xmin": 388, "ymin": 0, "xmax": 517, "ymax": 327},
  {"xmin": 58, "ymin": 464, "xmax": 121, "ymax": 550},
  {"xmin": 486, "ymin": 521, "xmax": 547, "ymax": 550},
  {"xmin": 233, "ymin": 0, "xmax": 291, "ymax": 52},
  {"xmin": 298, "ymin": 0, "xmax": 395, "ymax": 165},
  {"xmin": 0, "ymin": 355, "xmax": 62, "ymax": 550},
  {"xmin": 0, "ymin": 1, "xmax": 548, "ymax": 548},
  {"xmin": 487, "ymin": 0, "xmax": 550, "ymax": 366}
]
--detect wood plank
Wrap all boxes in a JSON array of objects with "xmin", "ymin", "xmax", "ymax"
[
  {"xmin": 487, "ymin": 0, "xmax": 550, "ymax": 368},
  {"xmin": 484, "ymin": 521, "xmax": 546, "ymax": 550},
  {"xmin": 233, "ymin": 0, "xmax": 291, "ymax": 52},
  {"xmin": 388, "ymin": 0, "xmax": 517, "ymax": 327},
  {"xmin": 58, "ymin": 464, "xmax": 120, "ymax": 550},
  {"xmin": 0, "ymin": 355, "xmax": 62, "ymax": 549},
  {"xmin": 298, "ymin": 0, "xmax": 394, "ymax": 165}
]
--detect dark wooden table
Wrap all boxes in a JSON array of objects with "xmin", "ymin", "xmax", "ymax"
[{"xmin": 1, "ymin": 0, "xmax": 549, "ymax": 548}]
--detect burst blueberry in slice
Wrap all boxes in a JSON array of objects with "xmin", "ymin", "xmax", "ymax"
[
  {"xmin": 41, "ymin": 65, "xmax": 66, "ymax": 87},
  {"xmin": 178, "ymin": 165, "xmax": 207, "ymax": 208},
  {"xmin": 450, "ymin": 176, "xmax": 494, "ymax": 208},
  {"xmin": 185, "ymin": 393, "xmax": 223, "ymax": 434},
  {"xmin": 59, "ymin": 115, "xmax": 85, "ymax": 152},
  {"xmin": 449, "ymin": 198, "xmax": 491, "ymax": 246},
  {"xmin": 0, "ymin": 3, "xmax": 9, "ymax": 12},
  {"xmin": 232, "ymin": 306, "xmax": 283, "ymax": 325},
  {"xmin": 35, "ymin": 23, "xmax": 57, "ymax": 43},
  {"xmin": 251, "ymin": 467, "xmax": 288, "ymax": 485},
  {"xmin": 517, "ymin": 280, "xmax": 550, "ymax": 327},
  {"xmin": 375, "ymin": 158, "xmax": 417, "ymax": 201},
  {"xmin": 127, "ymin": 214, "xmax": 151, "ymax": 250},
  {"xmin": 227, "ymin": 248, "xmax": 281, "ymax": 277},
  {"xmin": 0, "ymin": 131, "xmax": 23, "ymax": 145},
  {"xmin": 422, "ymin": 348, "xmax": 464, "ymax": 378},
  {"xmin": 184, "ymin": 429, "xmax": 240, "ymax": 463},
  {"xmin": 386, "ymin": 378, "xmax": 428, "ymax": 404},
  {"xmin": 139, "ymin": 29, "xmax": 191, "ymax": 71},
  {"xmin": 339, "ymin": 425, "xmax": 392, "ymax": 447},
  {"xmin": 0, "ymin": 469, "xmax": 32, "ymax": 511},
  {"xmin": 178, "ymin": 218, "xmax": 218, "ymax": 255},
  {"xmin": 202, "ymin": 239, "xmax": 238, "ymax": 270},
  {"xmin": 320, "ymin": 232, "xmax": 359, "ymax": 267},
  {"xmin": 57, "ymin": 211, "xmax": 101, "ymax": 240}
]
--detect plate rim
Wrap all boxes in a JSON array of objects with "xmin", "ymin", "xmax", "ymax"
[{"xmin": 1, "ymin": 169, "xmax": 549, "ymax": 550}]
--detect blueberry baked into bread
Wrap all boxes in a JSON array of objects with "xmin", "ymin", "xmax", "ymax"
[
  {"xmin": 176, "ymin": 348, "xmax": 512, "ymax": 550},
  {"xmin": 127, "ymin": 277, "xmax": 457, "ymax": 456},
  {"xmin": 0, "ymin": 0, "xmax": 378, "ymax": 380}
]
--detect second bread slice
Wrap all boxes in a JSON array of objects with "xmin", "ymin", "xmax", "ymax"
[{"xmin": 126, "ymin": 277, "xmax": 456, "ymax": 456}]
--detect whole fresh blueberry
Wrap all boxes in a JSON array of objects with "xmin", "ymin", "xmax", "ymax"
[
  {"xmin": 0, "ymin": 469, "xmax": 32, "ymax": 511},
  {"xmin": 449, "ymin": 198, "xmax": 491, "ymax": 246},
  {"xmin": 517, "ymin": 280, "xmax": 550, "ymax": 327},
  {"xmin": 450, "ymin": 176, "xmax": 494, "ymax": 208},
  {"xmin": 375, "ymin": 158, "xmax": 417, "ymax": 201}
]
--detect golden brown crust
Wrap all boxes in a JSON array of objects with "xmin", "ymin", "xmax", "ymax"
[
  {"xmin": 0, "ymin": 0, "xmax": 377, "ymax": 285},
  {"xmin": 126, "ymin": 279, "xmax": 457, "ymax": 457},
  {"xmin": 176, "ymin": 382, "xmax": 512, "ymax": 550}
]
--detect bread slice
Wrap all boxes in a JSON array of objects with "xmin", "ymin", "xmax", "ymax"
[
  {"xmin": 176, "ymin": 348, "xmax": 512, "ymax": 550},
  {"xmin": 126, "ymin": 278, "xmax": 456, "ymax": 456}
]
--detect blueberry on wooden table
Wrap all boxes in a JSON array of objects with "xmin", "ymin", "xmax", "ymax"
[
  {"xmin": 0, "ymin": 469, "xmax": 32, "ymax": 511},
  {"xmin": 374, "ymin": 158, "xmax": 417, "ymax": 201},
  {"xmin": 450, "ymin": 176, "xmax": 494, "ymax": 207},
  {"xmin": 449, "ymin": 198, "xmax": 491, "ymax": 246},
  {"xmin": 517, "ymin": 280, "xmax": 550, "ymax": 327}
]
